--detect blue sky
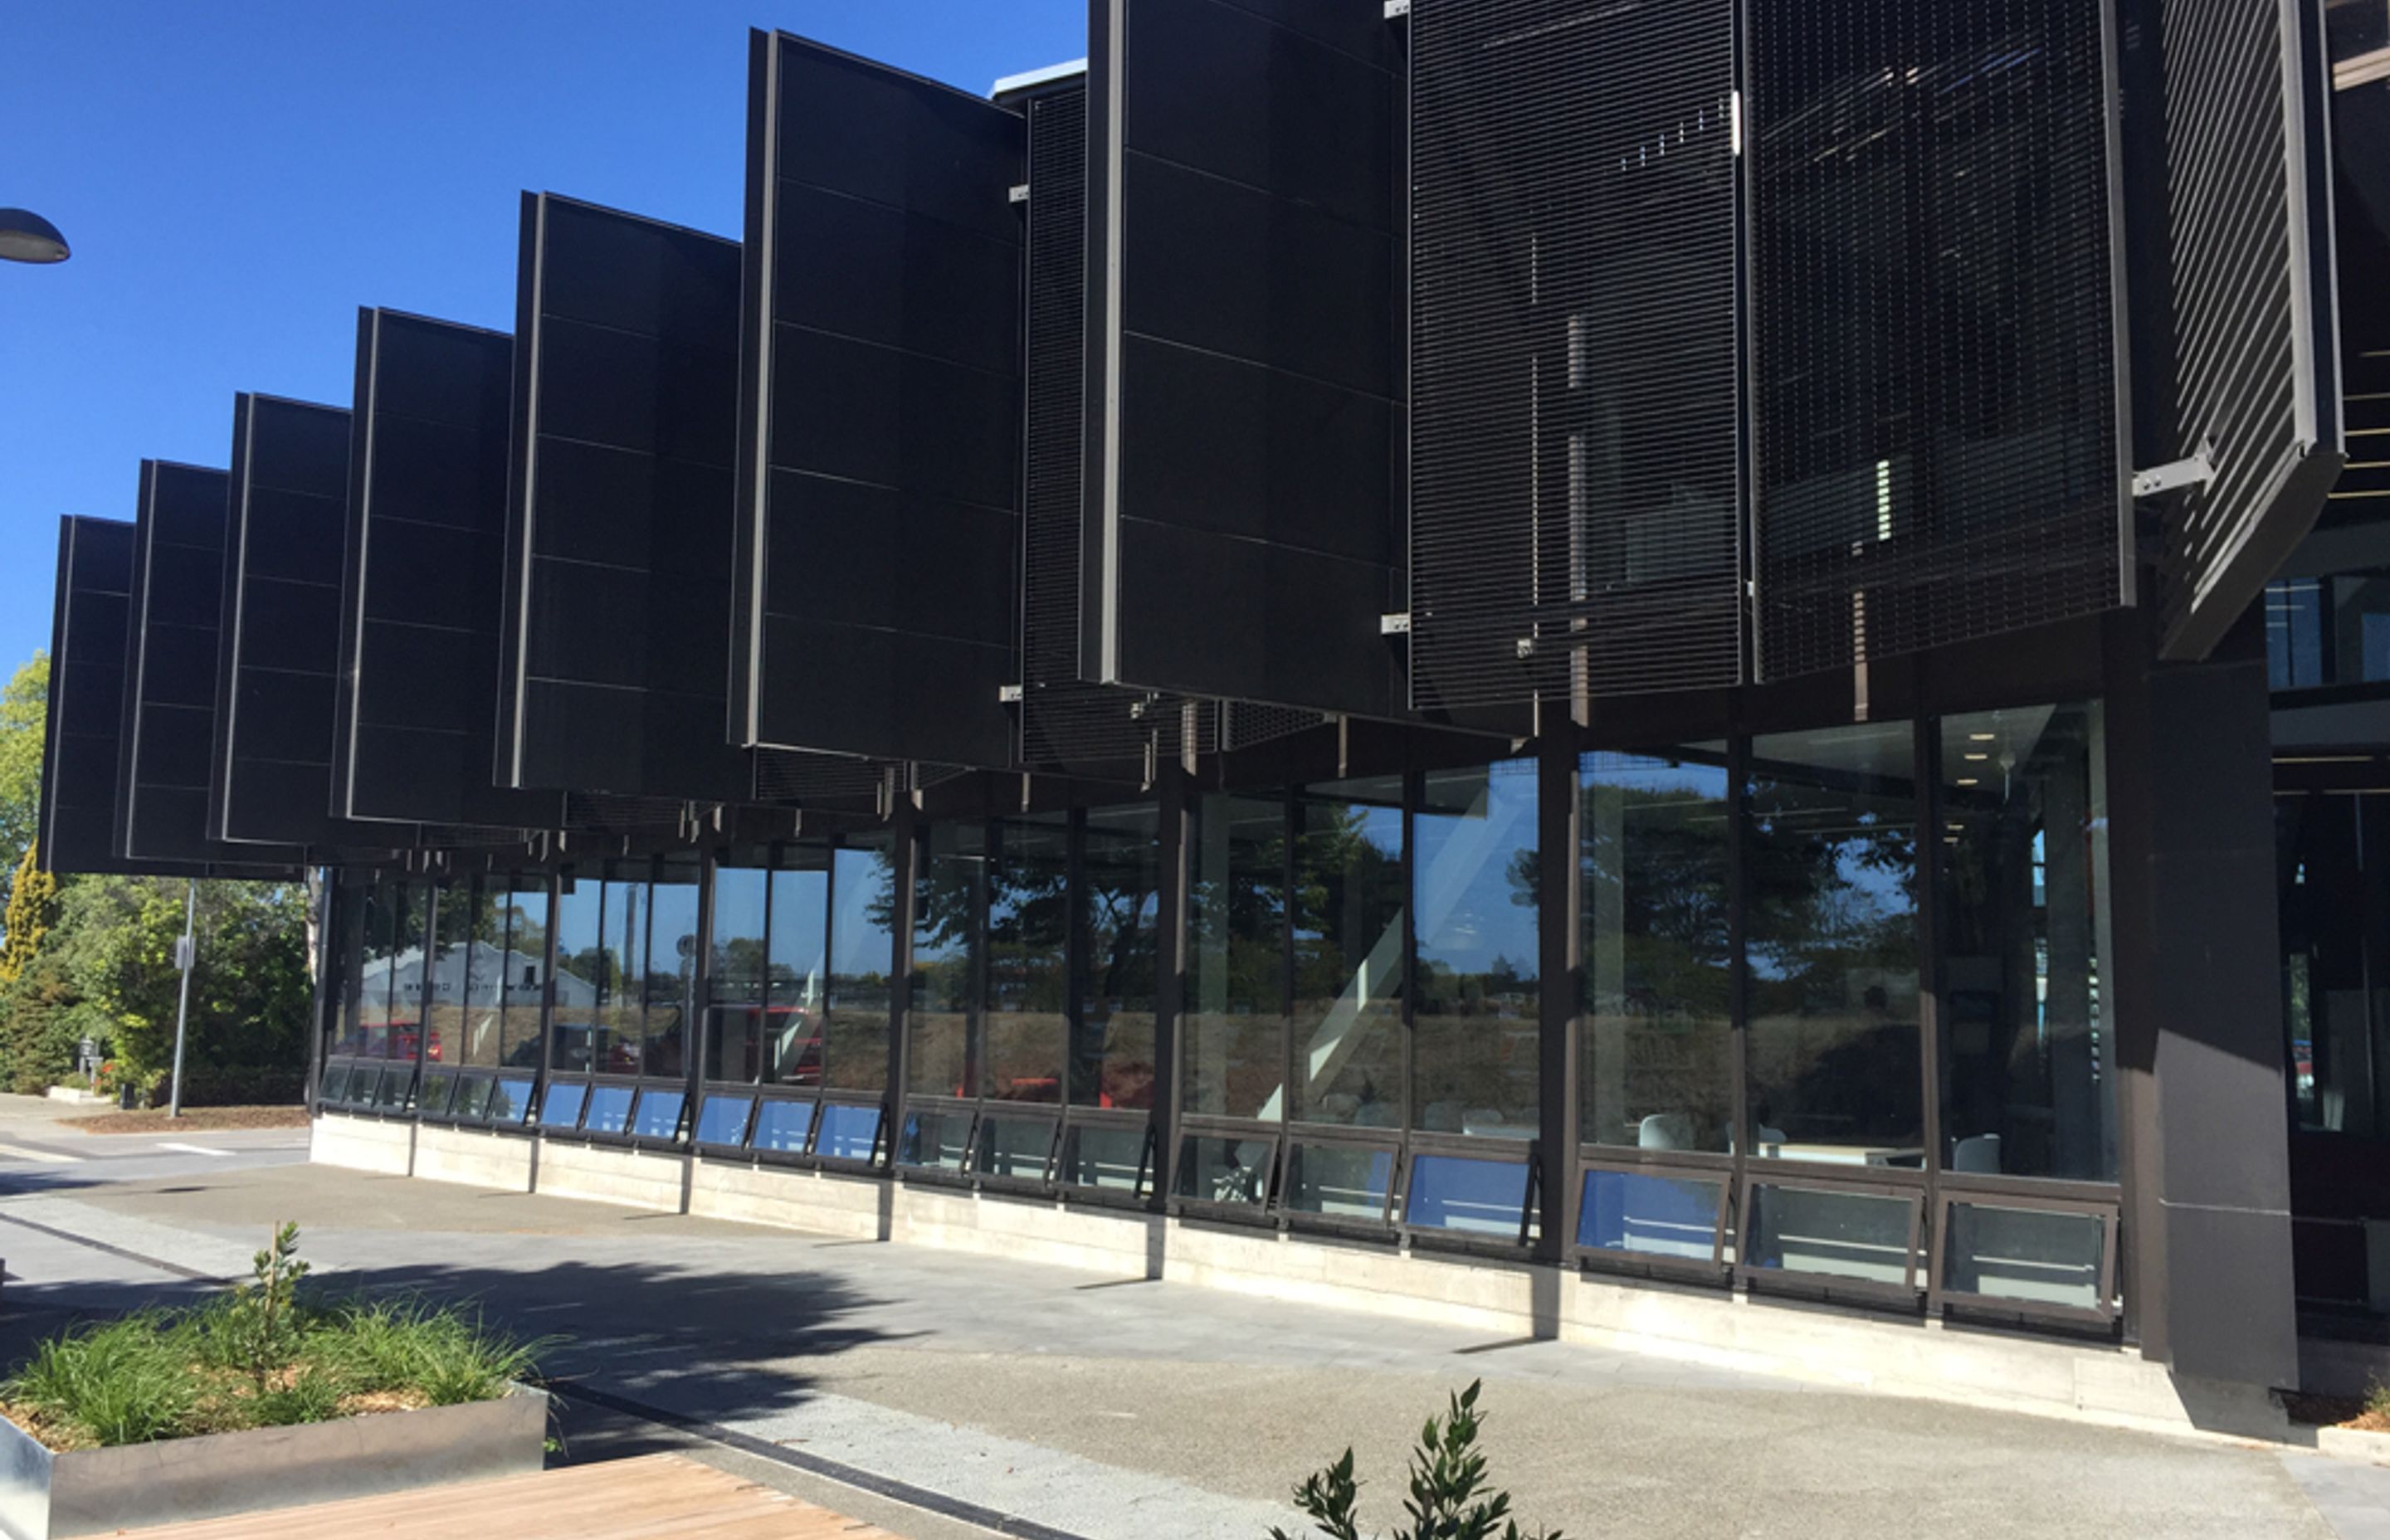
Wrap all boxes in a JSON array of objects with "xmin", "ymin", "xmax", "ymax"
[{"xmin": 0, "ymin": 0, "xmax": 1084, "ymax": 674}]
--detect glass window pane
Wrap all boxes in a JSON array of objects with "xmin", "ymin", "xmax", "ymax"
[
  {"xmin": 488, "ymin": 1076, "xmax": 536, "ymax": 1123},
  {"xmin": 1747, "ymin": 1184, "xmax": 1914, "ymax": 1285},
  {"xmin": 816, "ymin": 1102, "xmax": 880, "ymax": 1161},
  {"xmin": 1943, "ymin": 1201, "xmax": 2105, "ymax": 1311},
  {"xmin": 1576, "ymin": 1170, "xmax": 1722, "ymax": 1260},
  {"xmin": 539, "ymin": 1080, "xmax": 588, "ymax": 1130},
  {"xmin": 452, "ymin": 1073, "xmax": 495, "ymax": 1122},
  {"xmin": 319, "ymin": 1063, "xmax": 349, "ymax": 1104},
  {"xmin": 695, "ymin": 1094, "xmax": 754, "ymax": 1147},
  {"xmin": 500, "ymin": 880, "xmax": 549, "ymax": 1070},
  {"xmin": 584, "ymin": 1084, "xmax": 634, "ymax": 1136},
  {"xmin": 589, "ymin": 865, "xmax": 646, "ymax": 1076},
  {"xmin": 632, "ymin": 1089, "xmax": 685, "ymax": 1141},
  {"xmin": 1080, "ymin": 804, "xmax": 1162, "ymax": 1109},
  {"xmin": 551, "ymin": 871, "xmax": 605, "ymax": 1075},
  {"xmin": 1583, "ymin": 749, "xmax": 1734, "ymax": 1153},
  {"xmin": 644, "ymin": 860, "xmax": 700, "ymax": 1079},
  {"xmin": 1939, "ymin": 704, "xmax": 2115, "ymax": 1182},
  {"xmin": 910, "ymin": 825, "xmax": 980, "ymax": 1098},
  {"xmin": 417, "ymin": 1071, "xmax": 458, "ymax": 1119},
  {"xmin": 1746, "ymin": 724, "xmax": 1924, "ymax": 1163},
  {"xmin": 2264, "ymin": 578, "xmax": 2324, "ymax": 690},
  {"xmin": 1292, "ymin": 778, "xmax": 1405, "ymax": 1128},
  {"xmin": 1285, "ymin": 1143, "xmax": 1395, "ymax": 1221},
  {"xmin": 975, "ymin": 1115, "xmax": 1056, "ymax": 1180},
  {"xmin": 1065, "ymin": 1125, "xmax": 1148, "ymax": 1192},
  {"xmin": 1403, "ymin": 1153, "xmax": 1531, "ymax": 1237},
  {"xmin": 1415, "ymin": 761, "xmax": 1539, "ymax": 1137},
  {"xmin": 385, "ymin": 885, "xmax": 432, "ymax": 1062},
  {"xmin": 439, "ymin": 885, "xmax": 500, "ymax": 1070},
  {"xmin": 374, "ymin": 1064, "xmax": 417, "ymax": 1110},
  {"xmin": 896, "ymin": 1109, "xmax": 970, "ymax": 1171},
  {"xmin": 752, "ymin": 1099, "xmax": 817, "ymax": 1154},
  {"xmin": 707, "ymin": 852, "xmax": 771, "ymax": 1085},
  {"xmin": 1188, "ymin": 794, "xmax": 1289, "ymax": 1121},
  {"xmin": 987, "ymin": 816, "xmax": 1070, "ymax": 1104},
  {"xmin": 764, "ymin": 849, "xmax": 831, "ymax": 1087},
  {"xmin": 1175, "ymin": 1134, "xmax": 1274, "ymax": 1206},
  {"xmin": 826, "ymin": 840, "xmax": 896, "ymax": 1094}
]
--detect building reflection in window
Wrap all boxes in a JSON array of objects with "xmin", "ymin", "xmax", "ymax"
[
  {"xmin": 1414, "ymin": 760, "xmax": 1539, "ymax": 1138},
  {"xmin": 826, "ymin": 838, "xmax": 895, "ymax": 1094},
  {"xmin": 1290, "ymin": 777, "xmax": 1406, "ymax": 1128}
]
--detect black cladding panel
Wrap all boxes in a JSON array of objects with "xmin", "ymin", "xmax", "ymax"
[
  {"xmin": 341, "ymin": 310, "xmax": 564, "ymax": 830},
  {"xmin": 38, "ymin": 519, "xmax": 145, "ymax": 876},
  {"xmin": 1749, "ymin": 0, "xmax": 2127, "ymax": 680},
  {"xmin": 1088, "ymin": 0, "xmax": 1406, "ymax": 720},
  {"xmin": 215, "ymin": 394, "xmax": 399, "ymax": 848},
  {"xmin": 736, "ymin": 31, "xmax": 1024, "ymax": 769},
  {"xmin": 1017, "ymin": 79, "xmax": 1217, "ymax": 770},
  {"xmin": 1409, "ymin": 0, "xmax": 1743, "ymax": 709},
  {"xmin": 502, "ymin": 192, "xmax": 750, "ymax": 802},
  {"xmin": 116, "ymin": 462, "xmax": 303, "ymax": 872}
]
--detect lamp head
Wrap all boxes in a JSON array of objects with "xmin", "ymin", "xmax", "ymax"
[{"xmin": 0, "ymin": 209, "xmax": 70, "ymax": 264}]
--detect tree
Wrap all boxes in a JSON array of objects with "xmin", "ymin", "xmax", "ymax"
[
  {"xmin": 0, "ymin": 843, "xmax": 57, "ymax": 985},
  {"xmin": 0, "ymin": 653, "xmax": 47, "ymax": 917},
  {"xmin": 65, "ymin": 877, "xmax": 312, "ymax": 1086}
]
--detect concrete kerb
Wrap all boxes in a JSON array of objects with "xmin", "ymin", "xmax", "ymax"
[{"xmin": 312, "ymin": 1111, "xmax": 2310, "ymax": 1457}]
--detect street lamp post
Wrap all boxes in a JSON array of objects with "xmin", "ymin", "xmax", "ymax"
[{"xmin": 0, "ymin": 209, "xmax": 70, "ymax": 264}]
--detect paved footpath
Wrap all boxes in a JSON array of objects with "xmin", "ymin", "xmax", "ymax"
[{"xmin": 0, "ymin": 1095, "xmax": 2380, "ymax": 1540}]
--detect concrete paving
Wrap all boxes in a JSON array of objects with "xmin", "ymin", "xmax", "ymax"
[{"xmin": 0, "ymin": 1096, "xmax": 2375, "ymax": 1538}]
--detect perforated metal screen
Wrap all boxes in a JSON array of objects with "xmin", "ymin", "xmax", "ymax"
[
  {"xmin": 1020, "ymin": 79, "xmax": 1215, "ymax": 771},
  {"xmin": 1410, "ymin": 0, "xmax": 1743, "ymax": 709},
  {"xmin": 1750, "ymin": 0, "xmax": 2125, "ymax": 680},
  {"xmin": 2149, "ymin": 0, "xmax": 2342, "ymax": 660}
]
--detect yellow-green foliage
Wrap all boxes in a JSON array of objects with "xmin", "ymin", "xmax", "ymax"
[{"xmin": 0, "ymin": 844, "xmax": 57, "ymax": 986}]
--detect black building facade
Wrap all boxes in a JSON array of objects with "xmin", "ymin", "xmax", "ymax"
[{"xmin": 37, "ymin": 0, "xmax": 2366, "ymax": 1414}]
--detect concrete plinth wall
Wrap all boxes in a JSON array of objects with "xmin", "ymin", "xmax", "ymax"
[{"xmin": 311, "ymin": 1112, "xmax": 2275, "ymax": 1441}]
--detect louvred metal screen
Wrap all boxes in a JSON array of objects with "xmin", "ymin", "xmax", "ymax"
[
  {"xmin": 1410, "ymin": 0, "xmax": 1744, "ymax": 709},
  {"xmin": 1750, "ymin": 0, "xmax": 2124, "ymax": 680}
]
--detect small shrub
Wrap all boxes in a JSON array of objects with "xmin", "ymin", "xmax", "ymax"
[
  {"xmin": 1271, "ymin": 1381, "xmax": 1559, "ymax": 1540},
  {"xmin": 0, "ymin": 1225, "xmax": 554, "ymax": 1450},
  {"xmin": 2367, "ymin": 1379, "xmax": 2390, "ymax": 1423}
]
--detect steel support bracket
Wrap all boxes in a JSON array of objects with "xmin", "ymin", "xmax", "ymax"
[{"xmin": 2131, "ymin": 444, "xmax": 2217, "ymax": 499}]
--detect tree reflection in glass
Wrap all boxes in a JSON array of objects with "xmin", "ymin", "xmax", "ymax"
[
  {"xmin": 1581, "ymin": 748, "xmax": 1733, "ymax": 1152},
  {"xmin": 1744, "ymin": 724, "xmax": 1924, "ymax": 1162}
]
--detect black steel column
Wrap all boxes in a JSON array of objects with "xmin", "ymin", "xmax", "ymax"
[
  {"xmin": 2103, "ymin": 606, "xmax": 2297, "ymax": 1389},
  {"xmin": 1151, "ymin": 757, "xmax": 1188, "ymax": 1207},
  {"xmin": 1535, "ymin": 729, "xmax": 1583, "ymax": 1263},
  {"xmin": 884, "ymin": 800, "xmax": 919, "ymax": 1164}
]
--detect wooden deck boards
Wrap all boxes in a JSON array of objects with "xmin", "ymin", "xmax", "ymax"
[{"xmin": 114, "ymin": 1452, "xmax": 907, "ymax": 1540}]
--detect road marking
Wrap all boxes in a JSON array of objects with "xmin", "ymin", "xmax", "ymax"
[
  {"xmin": 155, "ymin": 1142, "xmax": 232, "ymax": 1158},
  {"xmin": 0, "ymin": 1142, "xmax": 81, "ymax": 1164}
]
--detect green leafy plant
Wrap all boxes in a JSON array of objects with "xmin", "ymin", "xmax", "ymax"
[
  {"xmin": 2367, "ymin": 1378, "xmax": 2390, "ymax": 1423},
  {"xmin": 0, "ymin": 1225, "xmax": 554, "ymax": 1450},
  {"xmin": 217, "ymin": 1222, "xmax": 311, "ymax": 1393},
  {"xmin": 1271, "ymin": 1381, "xmax": 1559, "ymax": 1540}
]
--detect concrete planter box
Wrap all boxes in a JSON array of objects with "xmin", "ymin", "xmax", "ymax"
[
  {"xmin": 2318, "ymin": 1424, "xmax": 2390, "ymax": 1467},
  {"xmin": 0, "ymin": 1385, "xmax": 548, "ymax": 1539}
]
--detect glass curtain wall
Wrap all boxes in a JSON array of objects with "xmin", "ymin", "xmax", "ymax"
[
  {"xmin": 1580, "ymin": 748, "xmax": 1734, "ymax": 1153},
  {"xmin": 1415, "ymin": 763, "xmax": 1539, "ymax": 1139},
  {"xmin": 1081, "ymin": 804, "xmax": 1163, "ymax": 1110},
  {"xmin": 499, "ymin": 879, "xmax": 550, "ymax": 1070},
  {"xmin": 551, "ymin": 869, "xmax": 604, "ymax": 1075}
]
